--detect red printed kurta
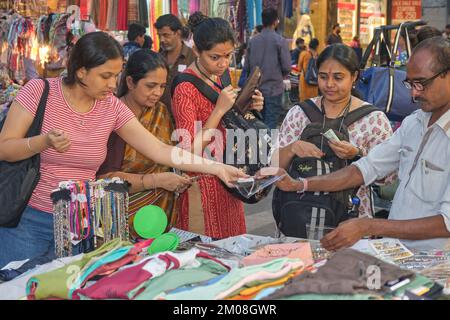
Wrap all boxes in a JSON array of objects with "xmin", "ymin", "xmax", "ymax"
[{"xmin": 171, "ymin": 69, "xmax": 246, "ymax": 239}]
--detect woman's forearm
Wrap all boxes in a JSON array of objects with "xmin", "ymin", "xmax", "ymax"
[
  {"xmin": 0, "ymin": 134, "xmax": 49, "ymax": 162},
  {"xmin": 117, "ymin": 119, "xmax": 221, "ymax": 176},
  {"xmin": 271, "ymin": 145, "xmax": 295, "ymax": 169},
  {"xmin": 191, "ymin": 108, "xmax": 226, "ymax": 156}
]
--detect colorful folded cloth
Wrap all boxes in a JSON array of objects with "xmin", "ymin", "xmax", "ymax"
[
  {"xmin": 27, "ymin": 239, "xmax": 134, "ymax": 300},
  {"xmin": 241, "ymin": 242, "xmax": 314, "ymax": 267}
]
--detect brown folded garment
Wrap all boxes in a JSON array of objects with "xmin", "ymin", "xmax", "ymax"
[{"xmin": 265, "ymin": 248, "xmax": 414, "ymax": 299}]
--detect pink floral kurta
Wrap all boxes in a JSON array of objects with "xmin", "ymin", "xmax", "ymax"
[{"xmin": 275, "ymin": 97, "xmax": 397, "ymax": 217}]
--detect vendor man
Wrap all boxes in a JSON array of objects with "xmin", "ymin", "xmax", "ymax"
[{"xmin": 274, "ymin": 36, "xmax": 450, "ymax": 251}]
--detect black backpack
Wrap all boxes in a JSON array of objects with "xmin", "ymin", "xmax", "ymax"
[
  {"xmin": 171, "ymin": 71, "xmax": 272, "ymax": 204},
  {"xmin": 272, "ymin": 99, "xmax": 378, "ymax": 238},
  {"xmin": 304, "ymin": 53, "xmax": 318, "ymax": 86}
]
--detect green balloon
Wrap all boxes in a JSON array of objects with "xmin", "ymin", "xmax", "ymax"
[
  {"xmin": 133, "ymin": 205, "xmax": 168, "ymax": 239},
  {"xmin": 148, "ymin": 232, "xmax": 180, "ymax": 255}
]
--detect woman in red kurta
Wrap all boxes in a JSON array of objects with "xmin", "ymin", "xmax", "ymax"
[{"xmin": 171, "ymin": 18, "xmax": 264, "ymax": 239}]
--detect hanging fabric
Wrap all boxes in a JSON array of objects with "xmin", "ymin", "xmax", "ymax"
[
  {"xmin": 178, "ymin": 0, "xmax": 189, "ymax": 16},
  {"xmin": 170, "ymin": 0, "xmax": 178, "ymax": 15},
  {"xmin": 237, "ymin": 0, "xmax": 247, "ymax": 44},
  {"xmin": 190, "ymin": 0, "xmax": 200, "ymax": 14},
  {"xmin": 79, "ymin": 0, "xmax": 88, "ymax": 20},
  {"xmin": 246, "ymin": 0, "xmax": 263, "ymax": 32},
  {"xmin": 98, "ymin": 0, "xmax": 108, "ymax": 30},
  {"xmin": 106, "ymin": 0, "xmax": 118, "ymax": 31},
  {"xmin": 90, "ymin": 0, "xmax": 100, "ymax": 26},
  {"xmin": 161, "ymin": 0, "xmax": 170, "ymax": 15},
  {"xmin": 149, "ymin": 0, "xmax": 159, "ymax": 51},
  {"xmin": 263, "ymin": 0, "xmax": 280, "ymax": 9},
  {"xmin": 283, "ymin": 0, "xmax": 293, "ymax": 18},
  {"xmin": 128, "ymin": 0, "xmax": 139, "ymax": 24},
  {"xmin": 209, "ymin": 0, "xmax": 220, "ymax": 17},
  {"xmin": 139, "ymin": 0, "xmax": 149, "ymax": 27},
  {"xmin": 117, "ymin": 0, "xmax": 129, "ymax": 31},
  {"xmin": 200, "ymin": 0, "xmax": 209, "ymax": 16}
]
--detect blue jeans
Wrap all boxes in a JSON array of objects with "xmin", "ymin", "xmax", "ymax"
[
  {"xmin": 262, "ymin": 94, "xmax": 283, "ymax": 130},
  {"xmin": 0, "ymin": 206, "xmax": 56, "ymax": 269}
]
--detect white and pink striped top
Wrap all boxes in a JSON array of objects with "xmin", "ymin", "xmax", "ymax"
[{"xmin": 15, "ymin": 77, "xmax": 135, "ymax": 213}]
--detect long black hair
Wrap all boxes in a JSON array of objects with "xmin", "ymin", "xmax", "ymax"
[
  {"xmin": 117, "ymin": 50, "xmax": 168, "ymax": 97},
  {"xmin": 192, "ymin": 17, "xmax": 235, "ymax": 52},
  {"xmin": 64, "ymin": 31, "xmax": 123, "ymax": 86}
]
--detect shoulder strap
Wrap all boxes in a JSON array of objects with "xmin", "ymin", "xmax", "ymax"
[
  {"xmin": 298, "ymin": 99, "xmax": 323, "ymax": 123},
  {"xmin": 26, "ymin": 78, "xmax": 49, "ymax": 137},
  {"xmin": 171, "ymin": 73, "xmax": 219, "ymax": 104},
  {"xmin": 343, "ymin": 104, "xmax": 379, "ymax": 127}
]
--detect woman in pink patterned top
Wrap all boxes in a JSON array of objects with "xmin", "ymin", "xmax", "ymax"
[{"xmin": 272, "ymin": 44, "xmax": 396, "ymax": 217}]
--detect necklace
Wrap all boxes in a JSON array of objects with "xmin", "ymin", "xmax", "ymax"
[
  {"xmin": 319, "ymin": 97, "xmax": 352, "ymax": 152},
  {"xmin": 195, "ymin": 59, "xmax": 224, "ymax": 90},
  {"xmin": 63, "ymin": 84, "xmax": 94, "ymax": 126},
  {"xmin": 123, "ymin": 95, "xmax": 145, "ymax": 120}
]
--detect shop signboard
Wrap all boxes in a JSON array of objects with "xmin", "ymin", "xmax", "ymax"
[{"xmin": 392, "ymin": 0, "xmax": 422, "ymax": 24}]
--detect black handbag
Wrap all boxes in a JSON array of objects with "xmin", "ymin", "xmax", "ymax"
[
  {"xmin": 0, "ymin": 79, "xmax": 49, "ymax": 227},
  {"xmin": 171, "ymin": 71, "xmax": 272, "ymax": 204}
]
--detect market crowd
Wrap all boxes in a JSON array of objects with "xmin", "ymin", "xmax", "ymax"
[{"xmin": 0, "ymin": 7, "xmax": 449, "ymax": 271}]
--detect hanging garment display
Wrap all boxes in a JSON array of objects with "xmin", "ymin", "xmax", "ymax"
[
  {"xmin": 117, "ymin": 0, "xmax": 129, "ymax": 31},
  {"xmin": 139, "ymin": 0, "xmax": 149, "ymax": 27},
  {"xmin": 283, "ymin": 0, "xmax": 293, "ymax": 18},
  {"xmin": 6, "ymin": 15, "xmax": 35, "ymax": 82},
  {"xmin": 106, "ymin": 0, "xmax": 118, "ymax": 31},
  {"xmin": 246, "ymin": 0, "xmax": 263, "ymax": 32},
  {"xmin": 263, "ymin": 0, "xmax": 280, "ymax": 9},
  {"xmin": 190, "ymin": 0, "xmax": 200, "ymax": 13},
  {"xmin": 237, "ymin": 0, "xmax": 247, "ymax": 44},
  {"xmin": 128, "ymin": 0, "xmax": 139, "ymax": 23},
  {"xmin": 170, "ymin": 0, "xmax": 178, "ymax": 15},
  {"xmin": 98, "ymin": 0, "xmax": 108, "ymax": 30},
  {"xmin": 51, "ymin": 179, "xmax": 130, "ymax": 258}
]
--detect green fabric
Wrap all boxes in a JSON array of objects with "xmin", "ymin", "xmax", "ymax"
[
  {"xmin": 134, "ymin": 258, "xmax": 228, "ymax": 300},
  {"xmin": 160, "ymin": 258, "xmax": 301, "ymax": 300},
  {"xmin": 27, "ymin": 239, "xmax": 131, "ymax": 300}
]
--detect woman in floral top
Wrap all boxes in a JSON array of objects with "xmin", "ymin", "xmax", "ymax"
[{"xmin": 272, "ymin": 44, "xmax": 396, "ymax": 217}]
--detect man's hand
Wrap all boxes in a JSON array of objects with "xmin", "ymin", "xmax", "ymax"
[{"xmin": 320, "ymin": 218, "xmax": 370, "ymax": 251}]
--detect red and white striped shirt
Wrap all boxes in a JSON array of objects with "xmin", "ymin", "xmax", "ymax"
[{"xmin": 15, "ymin": 77, "xmax": 135, "ymax": 213}]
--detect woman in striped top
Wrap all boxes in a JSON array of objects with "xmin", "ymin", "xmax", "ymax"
[{"xmin": 0, "ymin": 32, "xmax": 247, "ymax": 269}]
